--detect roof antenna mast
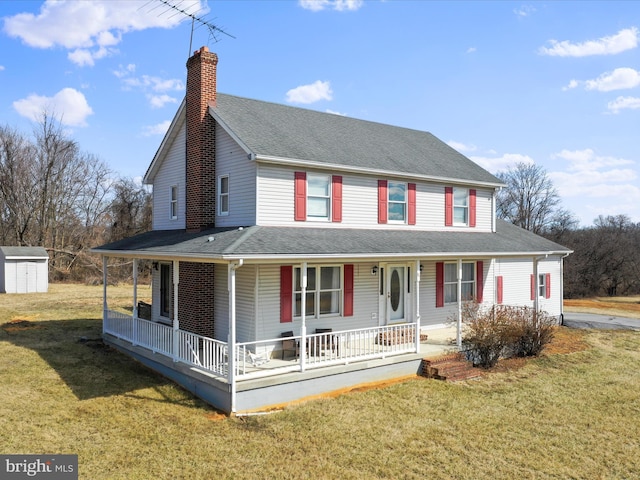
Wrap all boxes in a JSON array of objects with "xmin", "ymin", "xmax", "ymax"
[{"xmin": 148, "ymin": 0, "xmax": 235, "ymax": 57}]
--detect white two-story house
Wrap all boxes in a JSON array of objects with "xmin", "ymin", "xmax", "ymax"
[{"xmin": 94, "ymin": 46, "xmax": 571, "ymax": 415}]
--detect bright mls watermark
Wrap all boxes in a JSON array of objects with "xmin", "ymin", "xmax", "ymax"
[{"xmin": 1, "ymin": 455, "xmax": 77, "ymax": 479}]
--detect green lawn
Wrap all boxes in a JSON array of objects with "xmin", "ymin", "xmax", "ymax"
[{"xmin": 1, "ymin": 284, "xmax": 639, "ymax": 479}]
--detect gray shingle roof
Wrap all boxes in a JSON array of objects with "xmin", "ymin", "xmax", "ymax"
[
  {"xmin": 0, "ymin": 246, "xmax": 49, "ymax": 258},
  {"xmin": 93, "ymin": 220, "xmax": 571, "ymax": 260},
  {"xmin": 212, "ymin": 94, "xmax": 503, "ymax": 186}
]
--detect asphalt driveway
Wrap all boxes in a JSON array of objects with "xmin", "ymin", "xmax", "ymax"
[{"xmin": 563, "ymin": 312, "xmax": 640, "ymax": 331}]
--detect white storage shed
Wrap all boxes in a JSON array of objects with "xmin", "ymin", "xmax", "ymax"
[{"xmin": 0, "ymin": 247, "xmax": 49, "ymax": 294}]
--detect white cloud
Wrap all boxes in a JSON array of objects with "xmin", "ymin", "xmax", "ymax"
[
  {"xmin": 447, "ymin": 141, "xmax": 477, "ymax": 153},
  {"xmin": 608, "ymin": 96, "xmax": 640, "ymax": 113},
  {"xmin": 148, "ymin": 94, "xmax": 179, "ymax": 109},
  {"xmin": 562, "ymin": 79, "xmax": 579, "ymax": 91},
  {"xmin": 12, "ymin": 87, "xmax": 93, "ymax": 126},
  {"xmin": 286, "ymin": 80, "xmax": 333, "ymax": 104},
  {"xmin": 0, "ymin": 65, "xmax": 5, "ymax": 71},
  {"xmin": 114, "ymin": 67, "xmax": 184, "ymax": 108},
  {"xmin": 470, "ymin": 153, "xmax": 534, "ymax": 172},
  {"xmin": 549, "ymin": 149, "xmax": 637, "ymax": 200},
  {"xmin": 299, "ymin": 0, "xmax": 363, "ymax": 12},
  {"xmin": 113, "ymin": 64, "xmax": 136, "ymax": 79},
  {"xmin": 326, "ymin": 109, "xmax": 347, "ymax": 116},
  {"xmin": 514, "ymin": 5, "xmax": 536, "ymax": 18},
  {"xmin": 141, "ymin": 120, "xmax": 172, "ymax": 137},
  {"xmin": 3, "ymin": 0, "xmax": 206, "ymax": 66},
  {"xmin": 584, "ymin": 67, "xmax": 640, "ymax": 92},
  {"xmin": 466, "ymin": 47, "xmax": 477, "ymax": 54},
  {"xmin": 539, "ymin": 27, "xmax": 639, "ymax": 57}
]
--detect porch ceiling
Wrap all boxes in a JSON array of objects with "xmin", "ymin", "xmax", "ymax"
[{"xmin": 92, "ymin": 220, "xmax": 571, "ymax": 261}]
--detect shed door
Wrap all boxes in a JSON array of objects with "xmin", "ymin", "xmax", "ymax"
[{"xmin": 15, "ymin": 261, "xmax": 37, "ymax": 293}]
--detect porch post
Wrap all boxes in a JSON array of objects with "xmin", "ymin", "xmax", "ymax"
[
  {"xmin": 457, "ymin": 258, "xmax": 462, "ymax": 348},
  {"xmin": 172, "ymin": 261, "xmax": 179, "ymax": 362},
  {"xmin": 132, "ymin": 259, "xmax": 138, "ymax": 346},
  {"xmin": 228, "ymin": 260, "xmax": 243, "ymax": 415},
  {"xmin": 102, "ymin": 257, "xmax": 108, "ymax": 328},
  {"xmin": 132, "ymin": 259, "xmax": 138, "ymax": 320},
  {"xmin": 300, "ymin": 262, "xmax": 307, "ymax": 372},
  {"xmin": 415, "ymin": 259, "xmax": 421, "ymax": 353}
]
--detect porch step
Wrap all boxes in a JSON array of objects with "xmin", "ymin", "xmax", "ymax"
[{"xmin": 422, "ymin": 353, "xmax": 482, "ymax": 382}]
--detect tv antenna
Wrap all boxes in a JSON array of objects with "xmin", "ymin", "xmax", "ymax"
[{"xmin": 141, "ymin": 0, "xmax": 235, "ymax": 56}]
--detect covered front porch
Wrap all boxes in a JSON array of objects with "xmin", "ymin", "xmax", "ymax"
[{"xmin": 103, "ymin": 307, "xmax": 457, "ymax": 413}]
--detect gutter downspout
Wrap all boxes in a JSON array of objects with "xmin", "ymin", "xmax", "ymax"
[
  {"xmin": 229, "ymin": 259, "xmax": 243, "ymax": 416},
  {"xmin": 457, "ymin": 258, "xmax": 463, "ymax": 348},
  {"xmin": 415, "ymin": 260, "xmax": 421, "ymax": 354},
  {"xmin": 227, "ymin": 258, "xmax": 244, "ymax": 415},
  {"xmin": 560, "ymin": 252, "xmax": 571, "ymax": 324}
]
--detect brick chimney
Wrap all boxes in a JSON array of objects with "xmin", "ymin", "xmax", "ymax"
[{"xmin": 185, "ymin": 46, "xmax": 218, "ymax": 231}]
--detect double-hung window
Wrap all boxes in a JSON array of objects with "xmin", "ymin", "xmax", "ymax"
[
  {"xmin": 170, "ymin": 186, "xmax": 178, "ymax": 220},
  {"xmin": 294, "ymin": 266, "xmax": 341, "ymax": 318},
  {"xmin": 538, "ymin": 273, "xmax": 546, "ymax": 298},
  {"xmin": 307, "ymin": 174, "xmax": 331, "ymax": 220},
  {"xmin": 444, "ymin": 262, "xmax": 476, "ymax": 304},
  {"xmin": 388, "ymin": 181, "xmax": 407, "ymax": 222},
  {"xmin": 218, "ymin": 175, "xmax": 229, "ymax": 215},
  {"xmin": 453, "ymin": 188, "xmax": 468, "ymax": 225}
]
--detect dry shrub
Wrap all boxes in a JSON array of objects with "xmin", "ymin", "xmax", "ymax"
[{"xmin": 460, "ymin": 303, "xmax": 557, "ymax": 368}]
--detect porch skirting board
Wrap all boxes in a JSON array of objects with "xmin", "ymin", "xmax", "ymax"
[
  {"xmin": 104, "ymin": 332, "xmax": 425, "ymax": 415},
  {"xmin": 104, "ymin": 334, "xmax": 232, "ymax": 413}
]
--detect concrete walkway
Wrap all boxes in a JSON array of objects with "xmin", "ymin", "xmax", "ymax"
[{"xmin": 563, "ymin": 312, "xmax": 640, "ymax": 331}]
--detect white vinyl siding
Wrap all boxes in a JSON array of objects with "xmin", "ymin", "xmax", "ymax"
[
  {"xmin": 214, "ymin": 125, "xmax": 256, "ymax": 227},
  {"xmin": 214, "ymin": 264, "xmax": 256, "ymax": 344},
  {"xmin": 254, "ymin": 264, "xmax": 380, "ymax": 351},
  {"xmin": 153, "ymin": 124, "xmax": 186, "ymax": 230},
  {"xmin": 256, "ymin": 164, "xmax": 494, "ymax": 231}
]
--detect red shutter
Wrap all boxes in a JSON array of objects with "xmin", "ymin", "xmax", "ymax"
[
  {"xmin": 476, "ymin": 261, "xmax": 483, "ymax": 303},
  {"xmin": 332, "ymin": 175, "xmax": 342, "ymax": 223},
  {"xmin": 344, "ymin": 264, "xmax": 354, "ymax": 317},
  {"xmin": 531, "ymin": 274, "xmax": 536, "ymax": 301},
  {"xmin": 445, "ymin": 187, "xmax": 453, "ymax": 226},
  {"xmin": 294, "ymin": 172, "xmax": 306, "ymax": 221},
  {"xmin": 280, "ymin": 266, "xmax": 293, "ymax": 323},
  {"xmin": 496, "ymin": 276, "xmax": 503, "ymax": 304},
  {"xmin": 378, "ymin": 180, "xmax": 388, "ymax": 224},
  {"xmin": 408, "ymin": 183, "xmax": 416, "ymax": 225},
  {"xmin": 545, "ymin": 273, "xmax": 551, "ymax": 299},
  {"xmin": 469, "ymin": 189, "xmax": 476, "ymax": 227},
  {"xmin": 436, "ymin": 262, "xmax": 444, "ymax": 308}
]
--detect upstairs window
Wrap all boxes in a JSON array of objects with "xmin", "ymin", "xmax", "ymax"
[
  {"xmin": 453, "ymin": 188, "xmax": 468, "ymax": 225},
  {"xmin": 307, "ymin": 174, "xmax": 330, "ymax": 220},
  {"xmin": 445, "ymin": 187, "xmax": 476, "ymax": 227},
  {"xmin": 294, "ymin": 172, "xmax": 342, "ymax": 222},
  {"xmin": 218, "ymin": 175, "xmax": 229, "ymax": 215},
  {"xmin": 378, "ymin": 180, "xmax": 416, "ymax": 225},
  {"xmin": 388, "ymin": 181, "xmax": 407, "ymax": 222},
  {"xmin": 170, "ymin": 185, "xmax": 178, "ymax": 220}
]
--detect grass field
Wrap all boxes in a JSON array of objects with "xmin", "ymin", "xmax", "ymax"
[{"xmin": 1, "ymin": 284, "xmax": 639, "ymax": 479}]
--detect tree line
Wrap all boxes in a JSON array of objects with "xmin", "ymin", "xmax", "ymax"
[
  {"xmin": 1, "ymin": 119, "xmax": 636, "ymax": 297},
  {"xmin": 0, "ymin": 115, "xmax": 151, "ymax": 283}
]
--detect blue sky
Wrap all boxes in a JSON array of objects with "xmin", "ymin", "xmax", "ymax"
[{"xmin": 1, "ymin": 0, "xmax": 639, "ymax": 227}]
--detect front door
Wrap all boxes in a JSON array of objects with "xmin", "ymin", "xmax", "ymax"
[{"xmin": 386, "ymin": 265, "xmax": 406, "ymax": 324}]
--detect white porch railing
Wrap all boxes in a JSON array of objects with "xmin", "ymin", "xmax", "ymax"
[{"xmin": 104, "ymin": 310, "xmax": 418, "ymax": 380}]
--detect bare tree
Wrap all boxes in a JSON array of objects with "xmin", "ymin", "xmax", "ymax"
[{"xmin": 496, "ymin": 162, "xmax": 569, "ymax": 235}]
